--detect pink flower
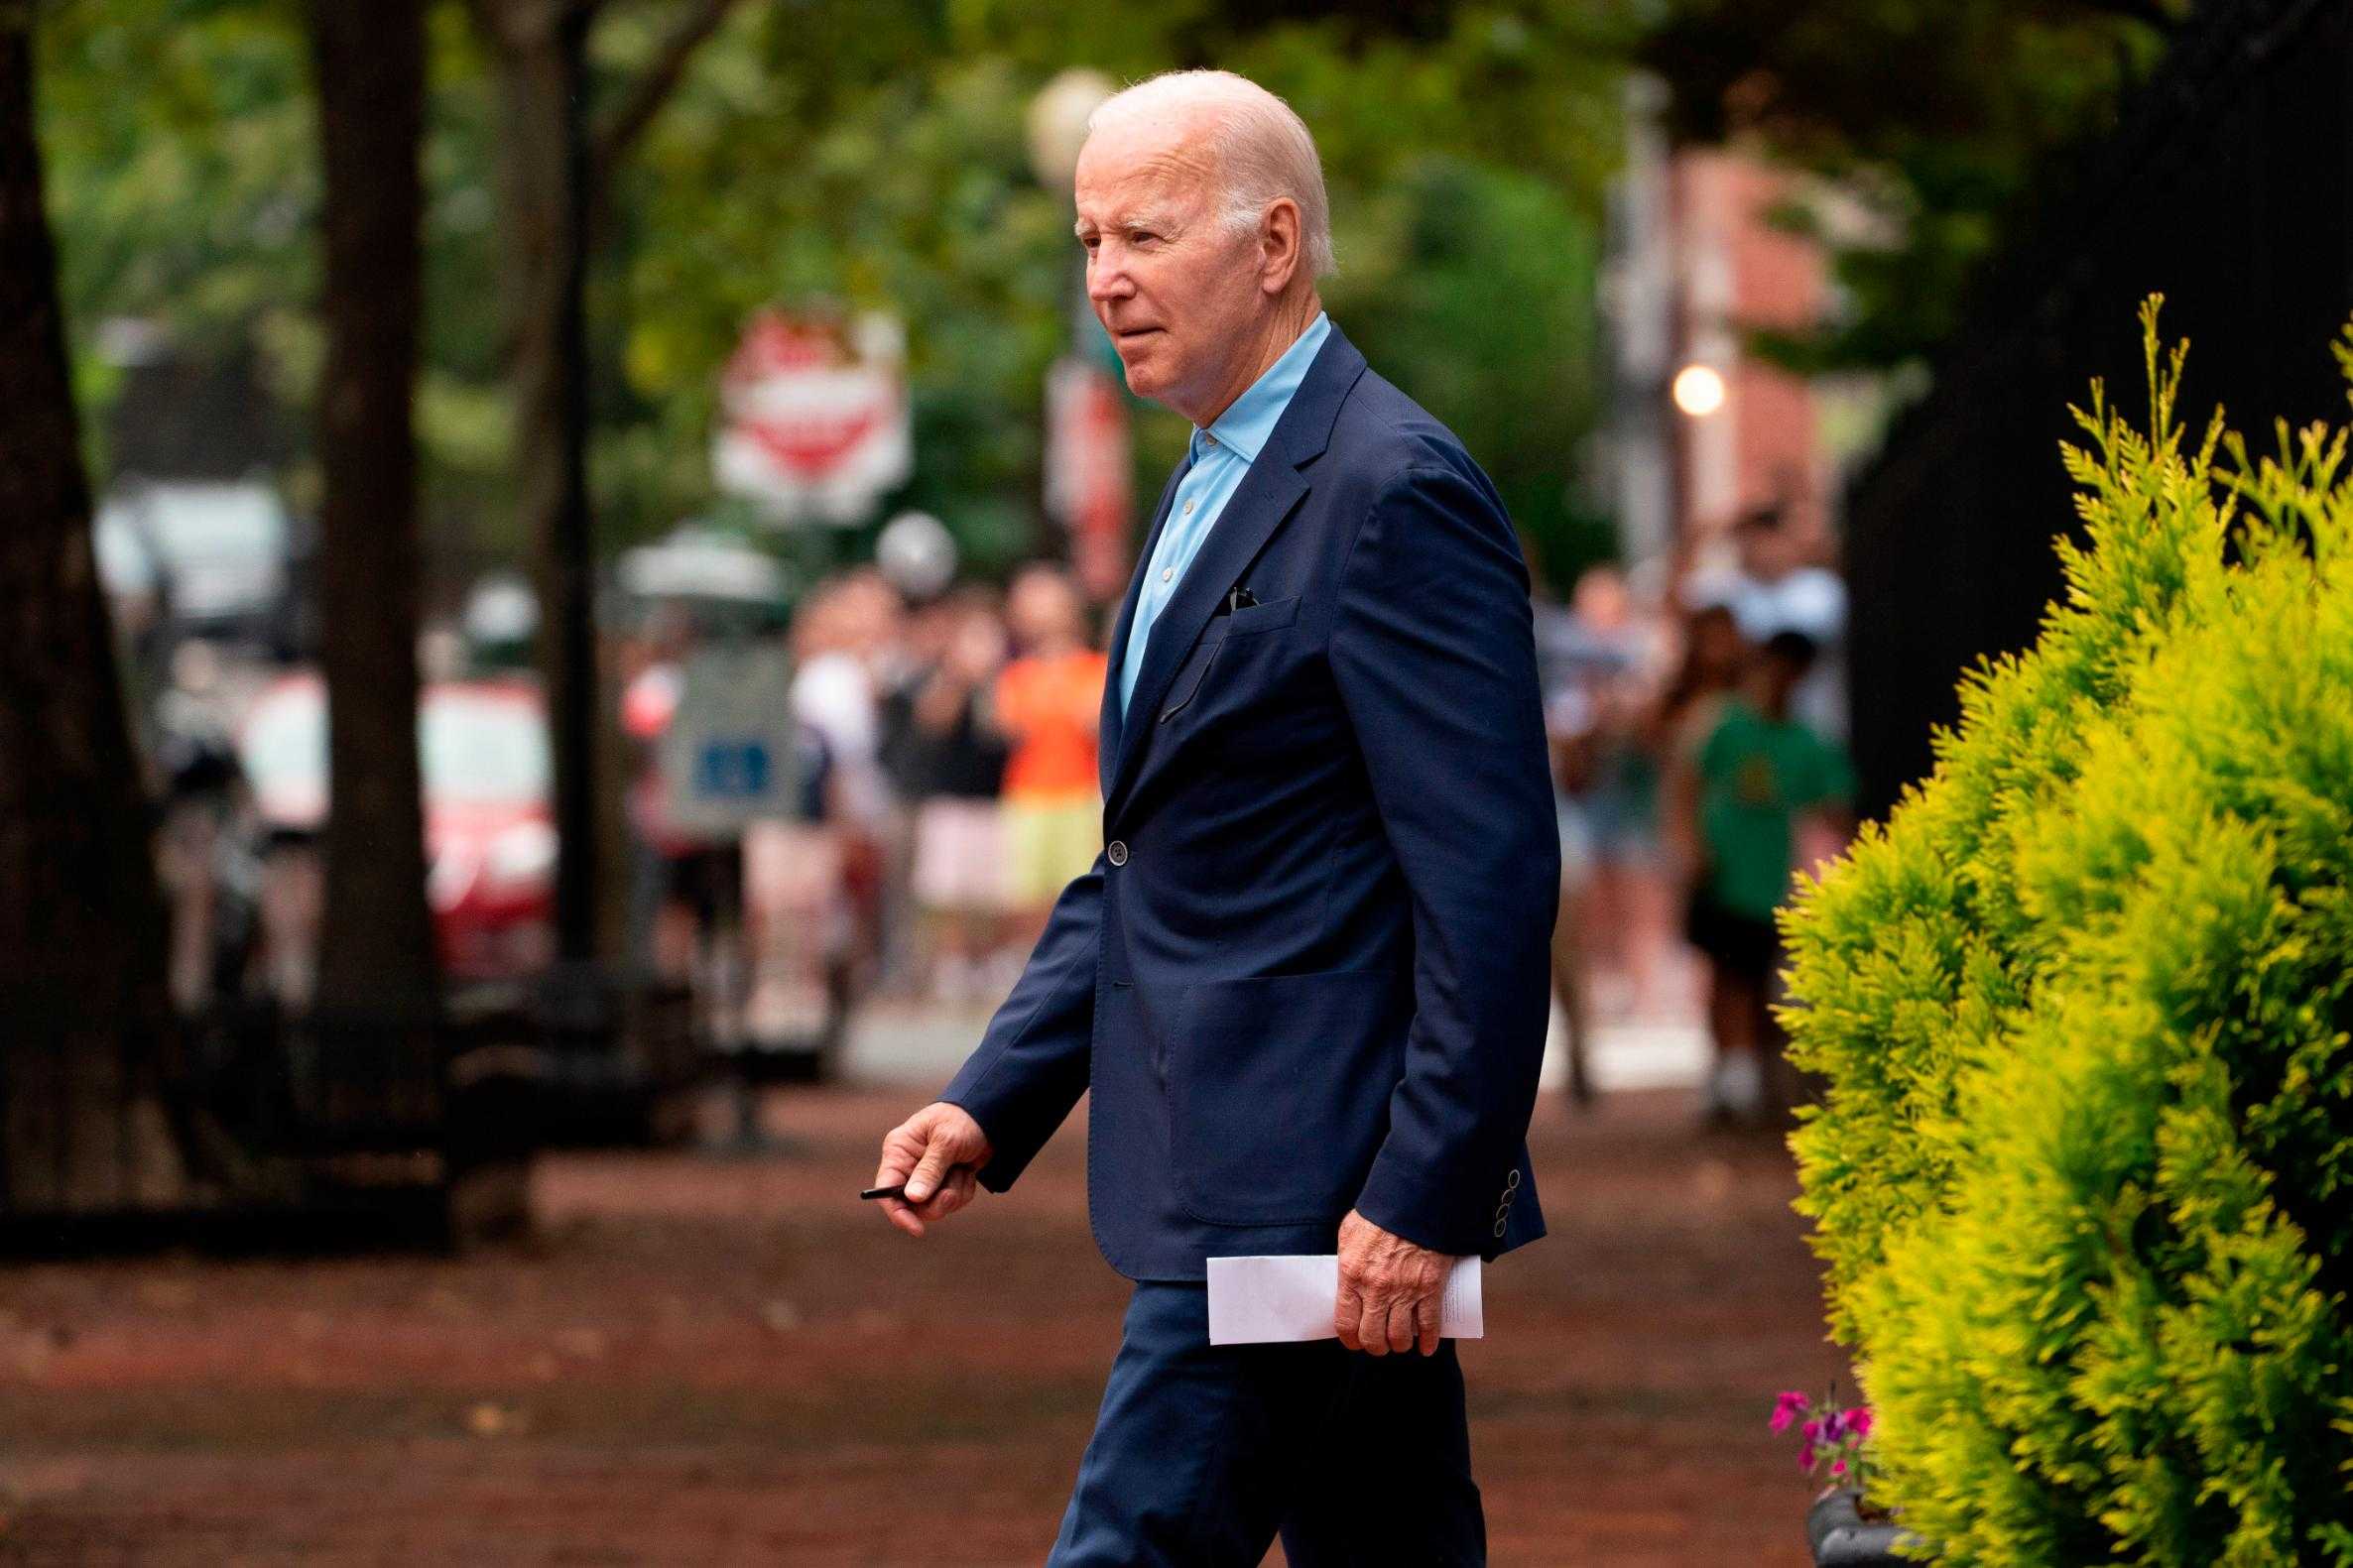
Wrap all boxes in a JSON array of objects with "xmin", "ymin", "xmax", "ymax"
[{"xmin": 1773, "ymin": 1387, "xmax": 1871, "ymax": 1485}]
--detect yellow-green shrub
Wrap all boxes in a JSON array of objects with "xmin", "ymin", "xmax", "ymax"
[{"xmin": 1782, "ymin": 301, "xmax": 2353, "ymax": 1564}]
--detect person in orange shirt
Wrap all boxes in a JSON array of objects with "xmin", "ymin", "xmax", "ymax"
[{"xmin": 993, "ymin": 564, "xmax": 1106, "ymax": 937}]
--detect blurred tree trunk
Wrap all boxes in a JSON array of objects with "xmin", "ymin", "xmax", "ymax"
[
  {"xmin": 472, "ymin": 0, "xmax": 600, "ymax": 965},
  {"xmin": 0, "ymin": 9, "xmax": 187, "ymax": 1211},
  {"xmin": 468, "ymin": 0, "xmax": 739, "ymax": 967},
  {"xmin": 308, "ymin": 0, "xmax": 438, "ymax": 1019}
]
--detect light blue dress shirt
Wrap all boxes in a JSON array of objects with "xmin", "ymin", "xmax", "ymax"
[{"xmin": 1118, "ymin": 312, "xmax": 1331, "ymax": 717}]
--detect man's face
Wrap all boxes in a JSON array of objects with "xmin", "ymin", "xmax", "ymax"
[{"xmin": 1073, "ymin": 115, "xmax": 1267, "ymax": 420}]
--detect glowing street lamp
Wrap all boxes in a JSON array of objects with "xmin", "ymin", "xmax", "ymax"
[
  {"xmin": 1027, "ymin": 68, "xmax": 1116, "ymax": 189},
  {"xmin": 1672, "ymin": 361, "xmax": 1727, "ymax": 418}
]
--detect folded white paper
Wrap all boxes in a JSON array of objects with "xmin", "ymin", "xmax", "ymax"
[{"xmin": 1205, "ymin": 1254, "xmax": 1483, "ymax": 1346}]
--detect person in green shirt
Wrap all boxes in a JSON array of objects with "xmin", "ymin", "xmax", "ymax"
[{"xmin": 1667, "ymin": 629, "xmax": 1855, "ymax": 1125}]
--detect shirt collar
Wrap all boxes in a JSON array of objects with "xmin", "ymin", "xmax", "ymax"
[{"xmin": 1189, "ymin": 311, "xmax": 1331, "ymax": 466}]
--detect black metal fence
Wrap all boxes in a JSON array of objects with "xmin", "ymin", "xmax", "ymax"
[{"xmin": 1844, "ymin": 0, "xmax": 2353, "ymax": 819}]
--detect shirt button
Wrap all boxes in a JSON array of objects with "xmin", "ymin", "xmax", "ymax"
[
  {"xmin": 1161, "ymin": 567, "xmax": 1173, "ymax": 582},
  {"xmin": 1182, "ymin": 499, "xmax": 1195, "ymax": 515},
  {"xmin": 1204, "ymin": 434, "xmax": 1218, "ymax": 448},
  {"xmin": 1107, "ymin": 840, "xmax": 1128, "ymax": 867}
]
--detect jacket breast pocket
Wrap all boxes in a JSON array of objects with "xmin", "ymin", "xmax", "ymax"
[
  {"xmin": 1221, "ymin": 594, "xmax": 1300, "ymax": 639},
  {"xmin": 1163, "ymin": 967, "xmax": 1407, "ymax": 1226},
  {"xmin": 1159, "ymin": 596, "xmax": 1303, "ymax": 724}
]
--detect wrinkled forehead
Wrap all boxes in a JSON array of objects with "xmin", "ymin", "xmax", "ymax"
[{"xmin": 1072, "ymin": 113, "xmax": 1220, "ymax": 230}]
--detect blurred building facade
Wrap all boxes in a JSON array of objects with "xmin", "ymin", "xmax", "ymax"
[{"xmin": 1602, "ymin": 83, "xmax": 1838, "ymax": 595}]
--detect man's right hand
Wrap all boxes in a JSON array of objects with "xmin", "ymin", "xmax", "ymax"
[{"xmin": 871, "ymin": 1102, "xmax": 992, "ymax": 1238}]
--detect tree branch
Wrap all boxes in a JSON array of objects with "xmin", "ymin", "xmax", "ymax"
[
  {"xmin": 589, "ymin": 0, "xmax": 740, "ymax": 199},
  {"xmin": 461, "ymin": 0, "xmax": 502, "ymax": 49},
  {"xmin": 466, "ymin": 0, "xmax": 604, "ymax": 60}
]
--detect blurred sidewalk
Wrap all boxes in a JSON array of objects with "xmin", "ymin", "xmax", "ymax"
[{"xmin": 0, "ymin": 1013, "xmax": 1822, "ymax": 1567}]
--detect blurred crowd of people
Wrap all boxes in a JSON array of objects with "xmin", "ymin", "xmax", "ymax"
[
  {"xmin": 622, "ymin": 503, "xmax": 1854, "ymax": 1125},
  {"xmin": 1540, "ymin": 503, "xmax": 1854, "ymax": 1126},
  {"xmin": 618, "ymin": 561, "xmax": 1119, "ymax": 1055},
  {"xmin": 101, "ymin": 437, "xmax": 1854, "ymax": 1143}
]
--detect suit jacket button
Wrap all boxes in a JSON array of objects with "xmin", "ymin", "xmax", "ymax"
[{"xmin": 1107, "ymin": 840, "xmax": 1129, "ymax": 867}]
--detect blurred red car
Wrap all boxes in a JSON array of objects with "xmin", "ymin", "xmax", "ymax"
[{"xmin": 238, "ymin": 673, "xmax": 557, "ymax": 984}]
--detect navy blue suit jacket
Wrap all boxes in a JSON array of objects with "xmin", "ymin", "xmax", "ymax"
[{"xmin": 942, "ymin": 324, "xmax": 1558, "ymax": 1280}]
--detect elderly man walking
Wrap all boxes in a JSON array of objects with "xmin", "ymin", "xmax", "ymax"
[{"xmin": 872, "ymin": 68, "xmax": 1557, "ymax": 1565}]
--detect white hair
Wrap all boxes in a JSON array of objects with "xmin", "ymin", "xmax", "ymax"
[{"xmin": 1087, "ymin": 69, "xmax": 1335, "ymax": 279}]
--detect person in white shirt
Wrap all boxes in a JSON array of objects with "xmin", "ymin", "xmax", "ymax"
[{"xmin": 1681, "ymin": 505, "xmax": 1847, "ymax": 742}]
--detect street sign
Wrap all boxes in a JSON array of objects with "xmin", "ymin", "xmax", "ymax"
[
  {"xmin": 712, "ymin": 309, "xmax": 912, "ymax": 526},
  {"xmin": 658, "ymin": 644, "xmax": 804, "ymax": 837},
  {"xmin": 1044, "ymin": 353, "xmax": 1132, "ymax": 601}
]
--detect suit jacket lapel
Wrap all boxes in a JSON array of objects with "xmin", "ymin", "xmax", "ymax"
[
  {"xmin": 1097, "ymin": 456, "xmax": 1190, "ymax": 797},
  {"xmin": 1103, "ymin": 324, "xmax": 1368, "ymax": 817},
  {"xmin": 1111, "ymin": 461, "xmax": 1307, "ymax": 779}
]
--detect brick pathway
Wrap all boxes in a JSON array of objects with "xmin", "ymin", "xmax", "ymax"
[{"xmin": 0, "ymin": 1084, "xmax": 1840, "ymax": 1565}]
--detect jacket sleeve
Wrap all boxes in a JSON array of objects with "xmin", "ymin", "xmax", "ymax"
[
  {"xmin": 938, "ymin": 853, "xmax": 1102, "ymax": 1191},
  {"xmin": 1328, "ymin": 461, "xmax": 1560, "ymax": 1255}
]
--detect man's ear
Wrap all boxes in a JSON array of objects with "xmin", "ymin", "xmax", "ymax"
[{"xmin": 1260, "ymin": 196, "xmax": 1302, "ymax": 295}]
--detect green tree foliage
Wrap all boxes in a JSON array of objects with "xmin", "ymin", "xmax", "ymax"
[
  {"xmin": 598, "ymin": 22, "xmax": 1073, "ymax": 575},
  {"xmin": 32, "ymin": 1, "xmax": 315, "ymax": 456},
  {"xmin": 606, "ymin": 0, "xmax": 1630, "ymax": 577},
  {"xmin": 1781, "ymin": 302, "xmax": 2353, "ymax": 1562},
  {"xmin": 38, "ymin": 0, "xmax": 1629, "ymax": 589},
  {"xmin": 36, "ymin": 1, "xmax": 515, "ymax": 535},
  {"xmin": 1335, "ymin": 156, "xmax": 1610, "ymax": 578},
  {"xmin": 1643, "ymin": 0, "xmax": 2185, "ymax": 371}
]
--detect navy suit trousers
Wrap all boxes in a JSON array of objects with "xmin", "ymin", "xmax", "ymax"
[{"xmin": 1048, "ymin": 1282, "xmax": 1485, "ymax": 1566}]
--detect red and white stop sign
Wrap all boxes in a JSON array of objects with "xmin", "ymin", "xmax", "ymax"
[{"xmin": 712, "ymin": 309, "xmax": 912, "ymax": 525}]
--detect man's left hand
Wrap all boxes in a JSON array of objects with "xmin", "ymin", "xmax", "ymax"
[{"xmin": 1334, "ymin": 1209, "xmax": 1451, "ymax": 1357}]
